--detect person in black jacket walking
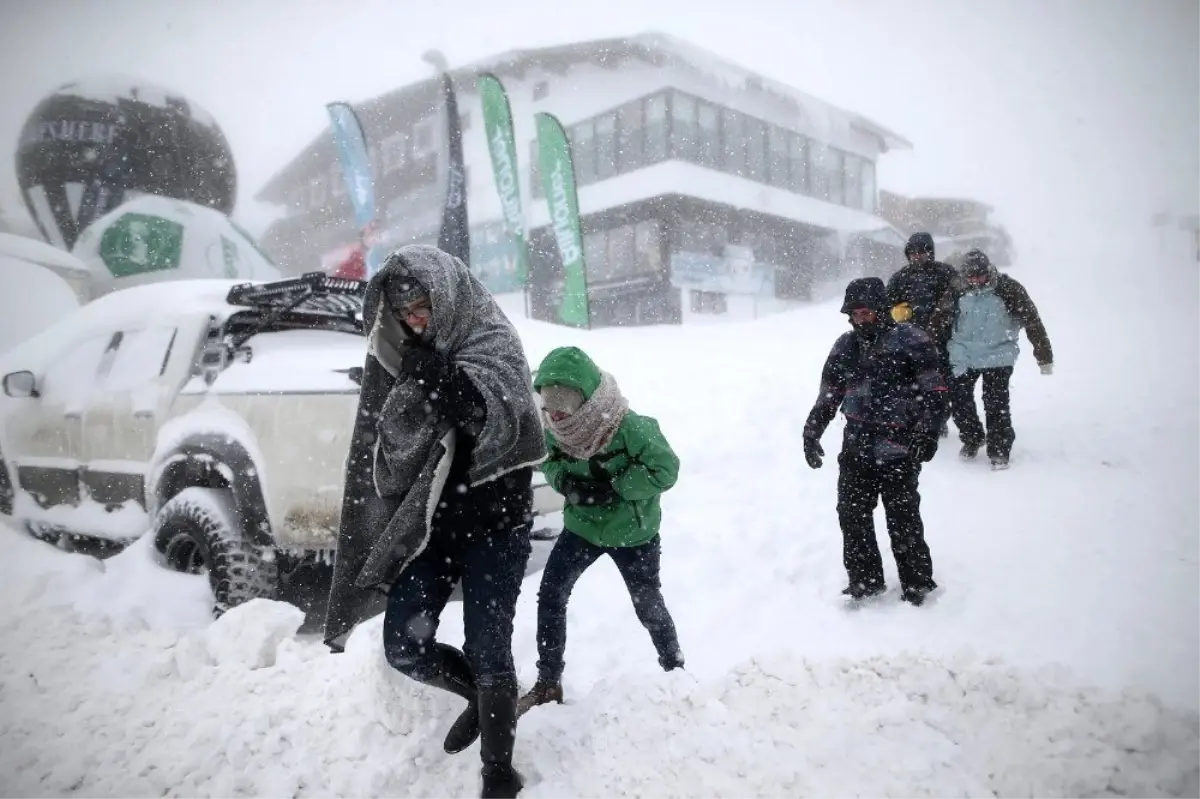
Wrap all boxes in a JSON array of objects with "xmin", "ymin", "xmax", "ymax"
[
  {"xmin": 887, "ymin": 232, "xmax": 958, "ymax": 439},
  {"xmin": 803, "ymin": 277, "xmax": 949, "ymax": 605}
]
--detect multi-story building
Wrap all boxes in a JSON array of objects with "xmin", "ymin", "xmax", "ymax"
[
  {"xmin": 880, "ymin": 190, "xmax": 1015, "ymax": 267},
  {"xmin": 256, "ymin": 33, "xmax": 910, "ymax": 325}
]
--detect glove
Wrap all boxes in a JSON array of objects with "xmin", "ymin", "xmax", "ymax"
[
  {"xmin": 560, "ymin": 474, "xmax": 620, "ymax": 506},
  {"xmin": 1040, "ymin": 363, "xmax": 1053, "ymax": 375},
  {"xmin": 911, "ymin": 438, "xmax": 938, "ymax": 463},
  {"xmin": 890, "ymin": 302, "xmax": 913, "ymax": 323},
  {"xmin": 803, "ymin": 435, "xmax": 824, "ymax": 469}
]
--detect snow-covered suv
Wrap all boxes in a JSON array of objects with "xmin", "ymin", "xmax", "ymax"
[{"xmin": 0, "ymin": 272, "xmax": 562, "ymax": 612}]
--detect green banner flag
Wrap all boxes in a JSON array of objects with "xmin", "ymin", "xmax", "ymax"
[
  {"xmin": 535, "ymin": 112, "xmax": 590, "ymax": 328},
  {"xmin": 479, "ymin": 74, "xmax": 530, "ymax": 286}
]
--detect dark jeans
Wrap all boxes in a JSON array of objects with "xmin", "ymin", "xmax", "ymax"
[
  {"xmin": 535, "ymin": 532, "xmax": 682, "ymax": 681},
  {"xmin": 836, "ymin": 453, "xmax": 936, "ymax": 593},
  {"xmin": 382, "ymin": 523, "xmax": 531, "ymax": 681},
  {"xmin": 950, "ymin": 366, "xmax": 1014, "ymax": 458}
]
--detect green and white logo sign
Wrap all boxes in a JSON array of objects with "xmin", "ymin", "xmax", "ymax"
[{"xmin": 98, "ymin": 213, "xmax": 184, "ymax": 278}]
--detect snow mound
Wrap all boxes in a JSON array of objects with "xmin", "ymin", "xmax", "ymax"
[
  {"xmin": 0, "ymin": 592, "xmax": 1194, "ymax": 799},
  {"xmin": 205, "ymin": 600, "xmax": 306, "ymax": 669},
  {"xmin": 529, "ymin": 655, "xmax": 1199, "ymax": 798}
]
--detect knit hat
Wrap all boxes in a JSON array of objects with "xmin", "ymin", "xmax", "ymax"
[
  {"xmin": 384, "ymin": 272, "xmax": 427, "ymax": 310},
  {"xmin": 840, "ymin": 277, "xmax": 890, "ymax": 314}
]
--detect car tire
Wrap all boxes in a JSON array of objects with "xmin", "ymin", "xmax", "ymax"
[{"xmin": 156, "ymin": 486, "xmax": 278, "ymax": 616}]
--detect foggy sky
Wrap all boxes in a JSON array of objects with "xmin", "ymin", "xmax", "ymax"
[{"xmin": 1, "ymin": 0, "xmax": 1196, "ymax": 262}]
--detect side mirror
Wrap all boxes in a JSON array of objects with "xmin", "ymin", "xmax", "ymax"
[{"xmin": 2, "ymin": 371, "xmax": 38, "ymax": 399}]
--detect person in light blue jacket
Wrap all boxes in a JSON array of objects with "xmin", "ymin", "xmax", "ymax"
[{"xmin": 937, "ymin": 249, "xmax": 1054, "ymax": 470}]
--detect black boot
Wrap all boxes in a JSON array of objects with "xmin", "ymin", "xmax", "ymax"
[
  {"xmin": 478, "ymin": 673, "xmax": 523, "ymax": 799},
  {"xmin": 415, "ymin": 644, "xmax": 480, "ymax": 755}
]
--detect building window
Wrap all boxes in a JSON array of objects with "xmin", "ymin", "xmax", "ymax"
[
  {"xmin": 767, "ymin": 125, "xmax": 790, "ymax": 189},
  {"xmin": 788, "ymin": 134, "xmax": 808, "ymax": 195},
  {"xmin": 827, "ymin": 148, "xmax": 846, "ymax": 205},
  {"xmin": 809, "ymin": 141, "xmax": 831, "ymax": 201},
  {"xmin": 721, "ymin": 108, "xmax": 745, "ymax": 177},
  {"xmin": 644, "ymin": 93, "xmax": 668, "ymax": 164},
  {"xmin": 744, "ymin": 118, "xmax": 768, "ymax": 183},
  {"xmin": 413, "ymin": 120, "xmax": 436, "ymax": 156},
  {"xmin": 676, "ymin": 218, "xmax": 727, "ymax": 256},
  {"xmin": 634, "ymin": 219, "xmax": 663, "ymax": 275},
  {"xmin": 584, "ymin": 229, "xmax": 608, "ymax": 281},
  {"xmin": 573, "ymin": 119, "xmax": 596, "ymax": 186},
  {"xmin": 594, "ymin": 113, "xmax": 616, "ymax": 180},
  {"xmin": 697, "ymin": 101, "xmax": 721, "ymax": 169},
  {"xmin": 670, "ymin": 92, "xmax": 698, "ymax": 162},
  {"xmin": 381, "ymin": 131, "xmax": 408, "ymax": 175},
  {"xmin": 861, "ymin": 159, "xmax": 877, "ymax": 214},
  {"xmin": 843, "ymin": 153, "xmax": 863, "ymax": 210},
  {"xmin": 617, "ymin": 101, "xmax": 643, "ymax": 173},
  {"xmin": 606, "ymin": 223, "xmax": 636, "ymax": 280},
  {"xmin": 533, "ymin": 81, "xmax": 550, "ymax": 101}
]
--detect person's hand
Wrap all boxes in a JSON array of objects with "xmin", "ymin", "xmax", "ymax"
[
  {"xmin": 560, "ymin": 475, "xmax": 620, "ymax": 506},
  {"xmin": 1040, "ymin": 363, "xmax": 1053, "ymax": 376},
  {"xmin": 803, "ymin": 435, "xmax": 824, "ymax": 469},
  {"xmin": 911, "ymin": 438, "xmax": 938, "ymax": 463}
]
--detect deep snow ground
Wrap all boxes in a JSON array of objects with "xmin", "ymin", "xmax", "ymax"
[{"xmin": 0, "ymin": 243, "xmax": 1196, "ymax": 797}]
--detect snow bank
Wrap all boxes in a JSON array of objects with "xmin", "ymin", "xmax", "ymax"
[{"xmin": 0, "ymin": 575, "xmax": 1193, "ymax": 798}]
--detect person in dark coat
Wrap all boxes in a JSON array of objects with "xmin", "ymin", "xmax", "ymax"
[
  {"xmin": 887, "ymin": 232, "xmax": 958, "ymax": 439},
  {"xmin": 934, "ymin": 249, "xmax": 1054, "ymax": 470},
  {"xmin": 323, "ymin": 246, "xmax": 546, "ymax": 799},
  {"xmin": 803, "ymin": 277, "xmax": 949, "ymax": 605}
]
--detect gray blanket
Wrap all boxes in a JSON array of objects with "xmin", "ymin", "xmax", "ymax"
[{"xmin": 323, "ymin": 245, "xmax": 546, "ymax": 651}]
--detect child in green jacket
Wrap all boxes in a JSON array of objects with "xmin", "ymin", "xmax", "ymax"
[{"xmin": 518, "ymin": 346, "xmax": 684, "ymax": 714}]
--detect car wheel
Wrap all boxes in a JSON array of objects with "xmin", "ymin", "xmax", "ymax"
[{"xmin": 155, "ymin": 486, "xmax": 278, "ymax": 616}]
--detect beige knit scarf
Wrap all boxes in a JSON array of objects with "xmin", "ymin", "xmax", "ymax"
[{"xmin": 546, "ymin": 371, "xmax": 629, "ymax": 459}]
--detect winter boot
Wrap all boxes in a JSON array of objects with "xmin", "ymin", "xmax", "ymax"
[
  {"xmin": 990, "ymin": 455, "xmax": 1010, "ymax": 471},
  {"xmin": 478, "ymin": 673, "xmax": 523, "ymax": 799},
  {"xmin": 841, "ymin": 582, "xmax": 886, "ymax": 600},
  {"xmin": 416, "ymin": 644, "xmax": 480, "ymax": 754},
  {"xmin": 901, "ymin": 582, "xmax": 937, "ymax": 606},
  {"xmin": 516, "ymin": 677, "xmax": 563, "ymax": 717},
  {"xmin": 959, "ymin": 441, "xmax": 981, "ymax": 460}
]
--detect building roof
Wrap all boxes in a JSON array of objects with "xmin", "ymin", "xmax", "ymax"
[{"xmin": 254, "ymin": 32, "xmax": 911, "ymax": 204}]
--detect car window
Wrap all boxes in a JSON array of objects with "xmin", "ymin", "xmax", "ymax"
[
  {"xmin": 97, "ymin": 326, "xmax": 178, "ymax": 392},
  {"xmin": 39, "ymin": 332, "xmax": 114, "ymax": 409}
]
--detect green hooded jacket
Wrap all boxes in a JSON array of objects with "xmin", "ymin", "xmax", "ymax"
[{"xmin": 534, "ymin": 347, "xmax": 679, "ymax": 548}]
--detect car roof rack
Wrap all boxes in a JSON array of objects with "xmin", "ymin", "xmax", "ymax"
[
  {"xmin": 224, "ymin": 272, "xmax": 367, "ymax": 348},
  {"xmin": 226, "ymin": 271, "xmax": 365, "ymax": 318}
]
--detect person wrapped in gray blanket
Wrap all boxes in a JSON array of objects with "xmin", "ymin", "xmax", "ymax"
[{"xmin": 323, "ymin": 245, "xmax": 545, "ymax": 799}]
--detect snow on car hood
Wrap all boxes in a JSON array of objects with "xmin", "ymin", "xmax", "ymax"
[{"xmin": 183, "ymin": 329, "xmax": 366, "ymax": 395}]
